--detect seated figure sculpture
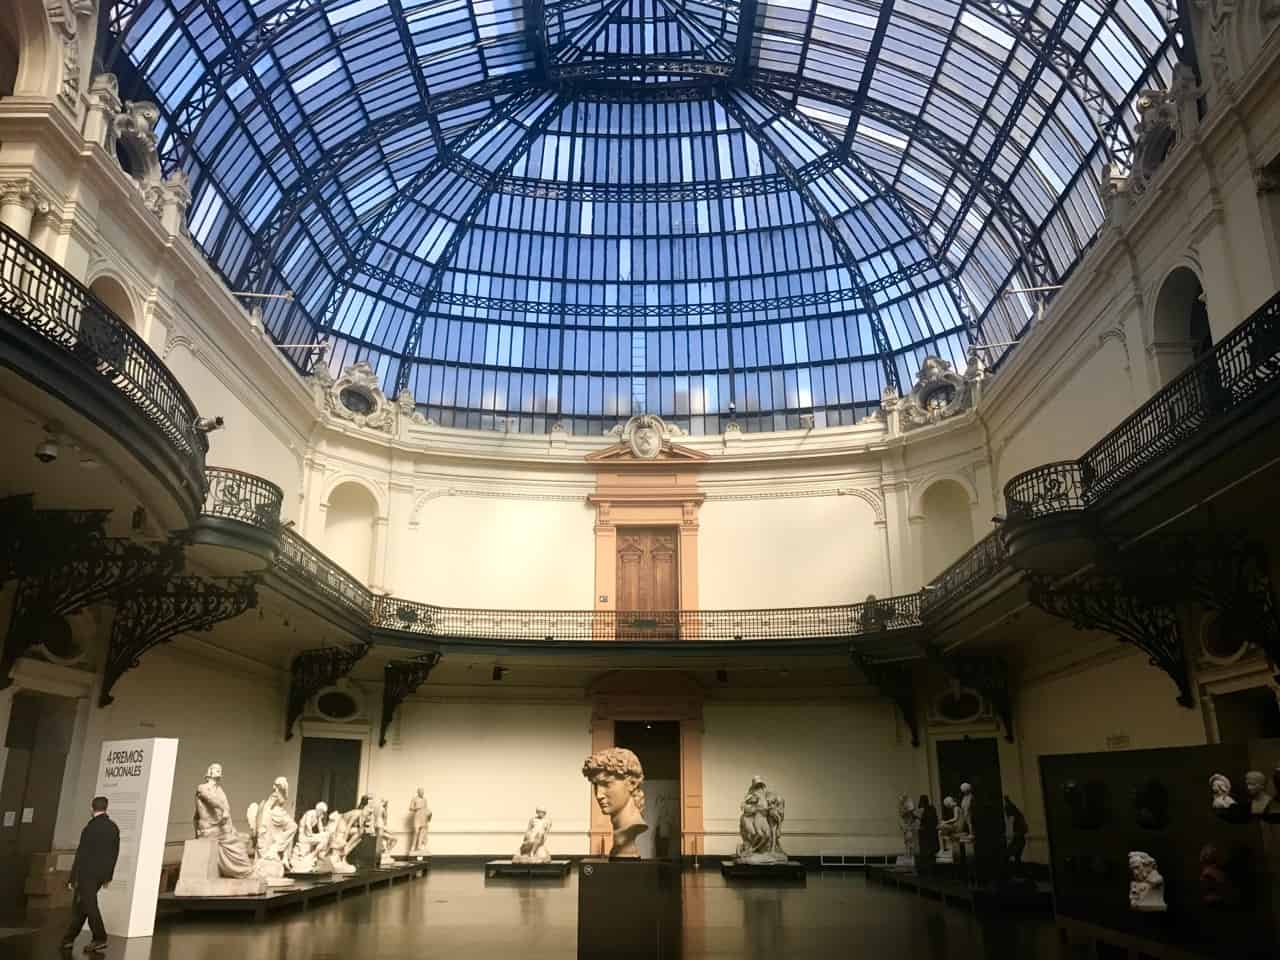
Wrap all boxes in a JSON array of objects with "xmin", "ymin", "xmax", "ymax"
[
  {"xmin": 291, "ymin": 802, "xmax": 333, "ymax": 874},
  {"xmin": 327, "ymin": 809, "xmax": 360, "ymax": 874},
  {"xmin": 175, "ymin": 763, "xmax": 266, "ymax": 896},
  {"xmin": 582, "ymin": 747, "xmax": 647, "ymax": 858},
  {"xmin": 513, "ymin": 808, "xmax": 553, "ymax": 864},
  {"xmin": 247, "ymin": 776, "xmax": 298, "ymax": 882},
  {"xmin": 734, "ymin": 775, "xmax": 789, "ymax": 865}
]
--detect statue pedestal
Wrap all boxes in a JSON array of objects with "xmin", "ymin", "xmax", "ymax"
[
  {"xmin": 486, "ymin": 859, "xmax": 571, "ymax": 879},
  {"xmin": 577, "ymin": 858, "xmax": 681, "ymax": 959},
  {"xmin": 719, "ymin": 859, "xmax": 806, "ymax": 882},
  {"xmin": 174, "ymin": 839, "xmax": 267, "ymax": 897}
]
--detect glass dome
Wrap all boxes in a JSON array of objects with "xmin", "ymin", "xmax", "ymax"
[{"xmin": 104, "ymin": 0, "xmax": 1185, "ymax": 434}]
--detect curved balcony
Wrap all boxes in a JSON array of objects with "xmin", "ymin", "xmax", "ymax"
[
  {"xmin": 0, "ymin": 223, "xmax": 208, "ymax": 519},
  {"xmin": 1000, "ymin": 288, "xmax": 1280, "ymax": 573},
  {"xmin": 188, "ymin": 466, "xmax": 285, "ymax": 561},
  {"xmin": 921, "ymin": 531, "xmax": 1009, "ymax": 616}
]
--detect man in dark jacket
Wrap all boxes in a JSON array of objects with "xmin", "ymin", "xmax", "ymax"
[{"xmin": 61, "ymin": 796, "xmax": 120, "ymax": 953}]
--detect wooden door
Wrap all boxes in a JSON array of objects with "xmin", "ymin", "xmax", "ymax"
[
  {"xmin": 296, "ymin": 737, "xmax": 363, "ymax": 815},
  {"xmin": 616, "ymin": 528, "xmax": 679, "ymax": 638}
]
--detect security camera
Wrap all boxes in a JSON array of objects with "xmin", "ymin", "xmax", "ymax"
[
  {"xmin": 195, "ymin": 416, "xmax": 225, "ymax": 433},
  {"xmin": 34, "ymin": 438, "xmax": 59, "ymax": 463}
]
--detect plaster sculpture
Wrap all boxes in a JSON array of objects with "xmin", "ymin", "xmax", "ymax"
[
  {"xmin": 247, "ymin": 777, "xmax": 298, "ymax": 882},
  {"xmin": 583, "ymin": 747, "xmax": 648, "ymax": 858},
  {"xmin": 290, "ymin": 802, "xmax": 332, "ymax": 874},
  {"xmin": 733, "ymin": 775, "xmax": 789, "ymax": 865},
  {"xmin": 1128, "ymin": 851, "xmax": 1167, "ymax": 912},
  {"xmin": 897, "ymin": 794, "xmax": 918, "ymax": 864},
  {"xmin": 1245, "ymin": 770, "xmax": 1274, "ymax": 815},
  {"xmin": 513, "ymin": 808, "xmax": 553, "ymax": 864},
  {"xmin": 1210, "ymin": 773, "xmax": 1237, "ymax": 810},
  {"xmin": 176, "ymin": 763, "xmax": 266, "ymax": 896},
  {"xmin": 379, "ymin": 799, "xmax": 398, "ymax": 865},
  {"xmin": 956, "ymin": 782, "xmax": 975, "ymax": 842},
  {"xmin": 410, "ymin": 787, "xmax": 432, "ymax": 853},
  {"xmin": 326, "ymin": 809, "xmax": 360, "ymax": 874},
  {"xmin": 938, "ymin": 796, "xmax": 958, "ymax": 854}
]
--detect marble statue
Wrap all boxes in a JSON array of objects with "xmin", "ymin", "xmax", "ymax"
[
  {"xmin": 379, "ymin": 799, "xmax": 398, "ymax": 865},
  {"xmin": 938, "ymin": 796, "xmax": 958, "ymax": 848},
  {"xmin": 175, "ymin": 763, "xmax": 267, "ymax": 896},
  {"xmin": 1210, "ymin": 773, "xmax": 1236, "ymax": 810},
  {"xmin": 247, "ymin": 777, "xmax": 298, "ymax": 880},
  {"xmin": 410, "ymin": 787, "xmax": 432, "ymax": 853},
  {"xmin": 1245, "ymin": 770, "xmax": 1274, "ymax": 815},
  {"xmin": 193, "ymin": 763, "xmax": 257, "ymax": 879},
  {"xmin": 513, "ymin": 808, "xmax": 553, "ymax": 864},
  {"xmin": 290, "ymin": 802, "xmax": 332, "ymax": 873},
  {"xmin": 957, "ymin": 782, "xmax": 975, "ymax": 841},
  {"xmin": 1128, "ymin": 851, "xmax": 1167, "ymax": 912},
  {"xmin": 734, "ymin": 775, "xmax": 789, "ymax": 865},
  {"xmin": 583, "ymin": 747, "xmax": 648, "ymax": 858},
  {"xmin": 327, "ymin": 809, "xmax": 362, "ymax": 874},
  {"xmin": 897, "ymin": 794, "xmax": 918, "ymax": 863}
]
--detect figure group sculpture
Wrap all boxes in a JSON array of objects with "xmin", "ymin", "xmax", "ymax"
[{"xmin": 734, "ymin": 776, "xmax": 788, "ymax": 865}]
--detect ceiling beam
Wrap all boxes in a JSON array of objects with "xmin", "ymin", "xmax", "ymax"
[
  {"xmin": 524, "ymin": 0, "xmax": 552, "ymax": 78},
  {"xmin": 732, "ymin": 0, "xmax": 760, "ymax": 80},
  {"xmin": 840, "ymin": 0, "xmax": 895, "ymax": 153}
]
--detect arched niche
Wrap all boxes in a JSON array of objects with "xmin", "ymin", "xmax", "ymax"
[
  {"xmin": 1151, "ymin": 267, "xmax": 1212, "ymax": 387},
  {"xmin": 919, "ymin": 479, "xmax": 976, "ymax": 581},
  {"xmin": 0, "ymin": 10, "xmax": 19, "ymax": 97},
  {"xmin": 323, "ymin": 481, "xmax": 380, "ymax": 585},
  {"xmin": 88, "ymin": 274, "xmax": 137, "ymax": 330}
]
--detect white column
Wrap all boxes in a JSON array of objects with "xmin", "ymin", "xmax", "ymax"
[{"xmin": 0, "ymin": 182, "xmax": 37, "ymax": 238}]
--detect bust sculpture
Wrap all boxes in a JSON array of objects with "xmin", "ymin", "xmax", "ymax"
[
  {"xmin": 1199, "ymin": 844, "xmax": 1237, "ymax": 905},
  {"xmin": 291, "ymin": 802, "xmax": 332, "ymax": 873},
  {"xmin": 247, "ymin": 777, "xmax": 298, "ymax": 878},
  {"xmin": 583, "ymin": 747, "xmax": 647, "ymax": 858},
  {"xmin": 1210, "ymin": 773, "xmax": 1236, "ymax": 810},
  {"xmin": 1128, "ymin": 851, "xmax": 1167, "ymax": 912},
  {"xmin": 513, "ymin": 808, "xmax": 553, "ymax": 864},
  {"xmin": 409, "ymin": 787, "xmax": 432, "ymax": 853},
  {"xmin": 193, "ymin": 763, "xmax": 257, "ymax": 879},
  {"xmin": 1245, "ymin": 771, "xmax": 1274, "ymax": 815},
  {"xmin": 734, "ymin": 776, "xmax": 788, "ymax": 864}
]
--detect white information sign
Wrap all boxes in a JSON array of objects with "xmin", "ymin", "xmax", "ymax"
[{"xmin": 92, "ymin": 738, "xmax": 178, "ymax": 938}]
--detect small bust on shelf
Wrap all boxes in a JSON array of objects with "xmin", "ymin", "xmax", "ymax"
[
  {"xmin": 1128, "ymin": 851, "xmax": 1167, "ymax": 912},
  {"xmin": 513, "ymin": 808, "xmax": 553, "ymax": 864},
  {"xmin": 583, "ymin": 747, "xmax": 647, "ymax": 858},
  {"xmin": 1244, "ymin": 771, "xmax": 1274, "ymax": 816},
  {"xmin": 1210, "ymin": 774, "xmax": 1237, "ymax": 810}
]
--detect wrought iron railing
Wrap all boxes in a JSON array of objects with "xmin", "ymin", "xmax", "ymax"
[
  {"xmin": 370, "ymin": 591, "xmax": 922, "ymax": 643},
  {"xmin": 921, "ymin": 531, "xmax": 1009, "ymax": 614},
  {"xmin": 1003, "ymin": 460, "xmax": 1088, "ymax": 520},
  {"xmin": 0, "ymin": 223, "xmax": 208, "ymax": 485},
  {"xmin": 1002, "ymin": 287, "xmax": 1280, "ymax": 515},
  {"xmin": 275, "ymin": 527, "xmax": 374, "ymax": 621},
  {"xmin": 201, "ymin": 467, "xmax": 284, "ymax": 531}
]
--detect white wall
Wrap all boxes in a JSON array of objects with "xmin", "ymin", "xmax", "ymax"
[
  {"xmin": 399, "ymin": 495, "xmax": 595, "ymax": 608},
  {"xmin": 699, "ymin": 495, "xmax": 888, "ymax": 607},
  {"xmin": 702, "ymin": 702, "xmax": 919, "ymax": 856}
]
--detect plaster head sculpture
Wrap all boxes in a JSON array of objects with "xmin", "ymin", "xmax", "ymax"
[
  {"xmin": 582, "ymin": 747, "xmax": 647, "ymax": 858},
  {"xmin": 1128, "ymin": 851, "xmax": 1167, "ymax": 912},
  {"xmin": 206, "ymin": 763, "xmax": 223, "ymax": 781},
  {"xmin": 1210, "ymin": 774, "xmax": 1236, "ymax": 809},
  {"xmin": 1245, "ymin": 770, "xmax": 1274, "ymax": 815}
]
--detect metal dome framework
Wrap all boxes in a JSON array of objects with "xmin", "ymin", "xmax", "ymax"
[{"xmin": 103, "ymin": 0, "xmax": 1185, "ymax": 434}]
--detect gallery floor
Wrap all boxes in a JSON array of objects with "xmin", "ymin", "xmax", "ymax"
[{"xmin": 0, "ymin": 865, "xmax": 1086, "ymax": 960}]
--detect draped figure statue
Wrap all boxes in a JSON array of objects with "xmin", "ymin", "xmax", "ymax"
[{"xmin": 193, "ymin": 763, "xmax": 257, "ymax": 880}]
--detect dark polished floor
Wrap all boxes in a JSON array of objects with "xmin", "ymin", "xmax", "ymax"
[{"xmin": 0, "ymin": 866, "xmax": 1078, "ymax": 960}]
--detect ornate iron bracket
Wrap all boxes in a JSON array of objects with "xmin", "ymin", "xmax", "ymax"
[
  {"xmin": 285, "ymin": 641, "xmax": 371, "ymax": 740},
  {"xmin": 851, "ymin": 650, "xmax": 920, "ymax": 747},
  {"xmin": 936, "ymin": 654, "xmax": 1015, "ymax": 743},
  {"xmin": 379, "ymin": 653, "xmax": 442, "ymax": 747},
  {"xmin": 2, "ymin": 538, "xmax": 184, "ymax": 688},
  {"xmin": 100, "ymin": 576, "xmax": 258, "ymax": 707},
  {"xmin": 1027, "ymin": 573, "xmax": 1192, "ymax": 707},
  {"xmin": 3, "ymin": 501, "xmax": 111, "ymax": 585}
]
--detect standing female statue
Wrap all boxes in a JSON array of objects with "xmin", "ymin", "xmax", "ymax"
[{"xmin": 409, "ymin": 788, "xmax": 432, "ymax": 853}]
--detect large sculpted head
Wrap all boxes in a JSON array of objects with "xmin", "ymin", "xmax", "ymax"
[{"xmin": 582, "ymin": 747, "xmax": 646, "ymax": 818}]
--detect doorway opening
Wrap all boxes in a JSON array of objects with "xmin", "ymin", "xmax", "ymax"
[
  {"xmin": 0, "ymin": 691, "xmax": 78, "ymax": 922},
  {"xmin": 1214, "ymin": 686, "xmax": 1280, "ymax": 742},
  {"xmin": 295, "ymin": 737, "xmax": 362, "ymax": 816},
  {"xmin": 615, "ymin": 720, "xmax": 681, "ymax": 859}
]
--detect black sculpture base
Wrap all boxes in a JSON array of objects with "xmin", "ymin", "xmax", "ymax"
[
  {"xmin": 578, "ymin": 858, "xmax": 681, "ymax": 959},
  {"xmin": 720, "ymin": 859, "xmax": 807, "ymax": 882},
  {"xmin": 350, "ymin": 836, "xmax": 380, "ymax": 870},
  {"xmin": 486, "ymin": 859, "xmax": 571, "ymax": 878},
  {"xmin": 391, "ymin": 854, "xmax": 431, "ymax": 863}
]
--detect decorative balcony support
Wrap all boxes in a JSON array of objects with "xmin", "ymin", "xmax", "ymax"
[
  {"xmin": 851, "ymin": 651, "xmax": 920, "ymax": 747},
  {"xmin": 3, "ymin": 503, "xmax": 111, "ymax": 586},
  {"xmin": 379, "ymin": 653, "xmax": 442, "ymax": 747},
  {"xmin": 937, "ymin": 655, "xmax": 1015, "ymax": 743},
  {"xmin": 101, "ymin": 576, "xmax": 258, "ymax": 707},
  {"xmin": 1027, "ymin": 573, "xmax": 1192, "ymax": 707},
  {"xmin": 2, "ymin": 539, "xmax": 184, "ymax": 688},
  {"xmin": 285, "ymin": 641, "xmax": 371, "ymax": 740}
]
